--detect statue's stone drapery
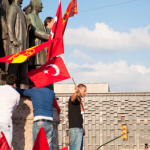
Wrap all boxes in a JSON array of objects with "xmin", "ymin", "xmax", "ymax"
[
  {"xmin": 7, "ymin": 2, "xmax": 29, "ymax": 54},
  {"xmin": 0, "ymin": 0, "xmax": 10, "ymax": 71}
]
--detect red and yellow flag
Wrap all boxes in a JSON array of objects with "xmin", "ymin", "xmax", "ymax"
[
  {"xmin": 0, "ymin": 39, "xmax": 56, "ymax": 64},
  {"xmin": 62, "ymin": 0, "xmax": 77, "ymax": 35}
]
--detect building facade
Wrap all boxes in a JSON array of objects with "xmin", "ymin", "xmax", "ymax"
[{"xmin": 11, "ymin": 84, "xmax": 150, "ymax": 150}]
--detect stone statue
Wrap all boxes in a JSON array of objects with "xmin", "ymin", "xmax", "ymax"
[
  {"xmin": 28, "ymin": 0, "xmax": 49, "ymax": 67},
  {"xmin": 7, "ymin": 0, "xmax": 30, "ymax": 89},
  {"xmin": 0, "ymin": 0, "xmax": 10, "ymax": 71},
  {"xmin": 23, "ymin": 4, "xmax": 31, "ymax": 15}
]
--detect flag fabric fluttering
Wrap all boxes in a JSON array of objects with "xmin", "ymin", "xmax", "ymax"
[
  {"xmin": 0, "ymin": 40, "xmax": 57, "ymax": 64},
  {"xmin": 0, "ymin": 132, "xmax": 11, "ymax": 150},
  {"xmin": 47, "ymin": 0, "xmax": 64, "ymax": 61},
  {"xmin": 27, "ymin": 56, "xmax": 72, "ymax": 89},
  {"xmin": 32, "ymin": 127, "xmax": 50, "ymax": 150},
  {"xmin": 62, "ymin": 0, "xmax": 77, "ymax": 35}
]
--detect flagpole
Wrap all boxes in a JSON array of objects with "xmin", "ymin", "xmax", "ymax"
[{"xmin": 72, "ymin": 78, "xmax": 76, "ymax": 87}]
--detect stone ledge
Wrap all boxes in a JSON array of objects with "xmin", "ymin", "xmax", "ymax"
[{"xmin": 54, "ymin": 83, "xmax": 110, "ymax": 94}]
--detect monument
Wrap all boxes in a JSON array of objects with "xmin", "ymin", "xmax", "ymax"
[
  {"xmin": 0, "ymin": 0, "xmax": 60, "ymax": 149},
  {"xmin": 28, "ymin": 0, "xmax": 50, "ymax": 68},
  {"xmin": 7, "ymin": 0, "xmax": 30, "ymax": 88}
]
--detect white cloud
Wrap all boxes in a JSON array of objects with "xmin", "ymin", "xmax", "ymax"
[
  {"xmin": 66, "ymin": 60, "xmax": 150, "ymax": 92},
  {"xmin": 64, "ymin": 23, "xmax": 150, "ymax": 50},
  {"xmin": 70, "ymin": 49, "xmax": 93, "ymax": 63}
]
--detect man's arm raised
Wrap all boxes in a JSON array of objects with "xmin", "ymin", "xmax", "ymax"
[{"xmin": 71, "ymin": 86, "xmax": 80, "ymax": 103}]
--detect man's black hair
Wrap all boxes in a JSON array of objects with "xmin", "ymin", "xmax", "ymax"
[{"xmin": 6, "ymin": 74, "xmax": 17, "ymax": 85}]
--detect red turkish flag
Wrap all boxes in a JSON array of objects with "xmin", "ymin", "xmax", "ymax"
[
  {"xmin": 32, "ymin": 127, "xmax": 49, "ymax": 150},
  {"xmin": 0, "ymin": 132, "xmax": 11, "ymax": 150},
  {"xmin": 47, "ymin": 0, "xmax": 64, "ymax": 61},
  {"xmin": 27, "ymin": 56, "xmax": 72, "ymax": 89}
]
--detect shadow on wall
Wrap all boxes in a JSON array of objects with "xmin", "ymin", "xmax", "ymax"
[{"xmin": 12, "ymin": 97, "xmax": 31, "ymax": 150}]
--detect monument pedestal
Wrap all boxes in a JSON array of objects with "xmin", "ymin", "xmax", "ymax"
[
  {"xmin": 52, "ymin": 108, "xmax": 60, "ymax": 150},
  {"xmin": 12, "ymin": 97, "xmax": 60, "ymax": 150}
]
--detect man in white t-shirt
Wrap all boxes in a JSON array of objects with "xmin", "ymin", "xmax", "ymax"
[{"xmin": 0, "ymin": 74, "xmax": 20, "ymax": 148}]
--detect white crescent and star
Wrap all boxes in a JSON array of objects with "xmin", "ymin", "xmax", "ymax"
[
  {"xmin": 43, "ymin": 64, "xmax": 60, "ymax": 76},
  {"xmin": 43, "ymin": 69, "xmax": 49, "ymax": 74}
]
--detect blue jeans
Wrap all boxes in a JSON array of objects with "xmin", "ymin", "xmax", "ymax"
[
  {"xmin": 32, "ymin": 120, "xmax": 53, "ymax": 150},
  {"xmin": 69, "ymin": 128, "xmax": 84, "ymax": 150},
  {"xmin": 0, "ymin": 122, "xmax": 12, "ymax": 148}
]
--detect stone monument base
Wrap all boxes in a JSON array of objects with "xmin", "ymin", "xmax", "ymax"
[{"xmin": 12, "ymin": 97, "xmax": 60, "ymax": 150}]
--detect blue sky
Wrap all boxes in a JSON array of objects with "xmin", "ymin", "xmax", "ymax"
[{"xmin": 22, "ymin": 0, "xmax": 150, "ymax": 92}]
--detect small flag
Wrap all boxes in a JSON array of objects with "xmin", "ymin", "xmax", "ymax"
[
  {"xmin": 0, "ymin": 39, "xmax": 56, "ymax": 64},
  {"xmin": 60, "ymin": 146, "xmax": 68, "ymax": 150},
  {"xmin": 27, "ymin": 56, "xmax": 72, "ymax": 89},
  {"xmin": 47, "ymin": 0, "xmax": 64, "ymax": 61},
  {"xmin": 32, "ymin": 127, "xmax": 49, "ymax": 150},
  {"xmin": 62, "ymin": 0, "xmax": 77, "ymax": 35},
  {"xmin": 0, "ymin": 132, "xmax": 11, "ymax": 150},
  {"xmin": 53, "ymin": 98, "xmax": 61, "ymax": 114}
]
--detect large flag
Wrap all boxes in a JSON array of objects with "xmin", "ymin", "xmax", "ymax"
[
  {"xmin": 47, "ymin": 0, "xmax": 64, "ymax": 61},
  {"xmin": 0, "ymin": 132, "xmax": 11, "ymax": 150},
  {"xmin": 32, "ymin": 127, "xmax": 49, "ymax": 150},
  {"xmin": 27, "ymin": 56, "xmax": 72, "ymax": 89},
  {"xmin": 0, "ymin": 39, "xmax": 56, "ymax": 64},
  {"xmin": 62, "ymin": 0, "xmax": 77, "ymax": 35}
]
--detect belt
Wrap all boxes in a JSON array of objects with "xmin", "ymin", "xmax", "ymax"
[{"xmin": 33, "ymin": 119, "xmax": 52, "ymax": 123}]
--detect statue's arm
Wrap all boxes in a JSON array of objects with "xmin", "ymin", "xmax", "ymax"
[
  {"xmin": 34, "ymin": 26, "xmax": 50, "ymax": 40},
  {"xmin": 28, "ymin": 14, "xmax": 49, "ymax": 40},
  {"xmin": 7, "ymin": 5, "xmax": 21, "ymax": 46}
]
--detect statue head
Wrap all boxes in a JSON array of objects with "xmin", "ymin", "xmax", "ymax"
[
  {"xmin": 23, "ymin": 4, "xmax": 31, "ymax": 15},
  {"xmin": 30, "ymin": 0, "xmax": 43, "ymax": 13},
  {"xmin": 13, "ymin": 0, "xmax": 23, "ymax": 7}
]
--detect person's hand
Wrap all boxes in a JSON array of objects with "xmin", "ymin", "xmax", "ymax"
[
  {"xmin": 75, "ymin": 86, "xmax": 81, "ymax": 96},
  {"xmin": 75, "ymin": 86, "xmax": 79, "ymax": 93},
  {"xmin": 13, "ymin": 40, "xmax": 21, "ymax": 47}
]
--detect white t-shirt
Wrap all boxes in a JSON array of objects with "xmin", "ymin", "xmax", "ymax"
[{"xmin": 0, "ymin": 85, "xmax": 20, "ymax": 123}]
